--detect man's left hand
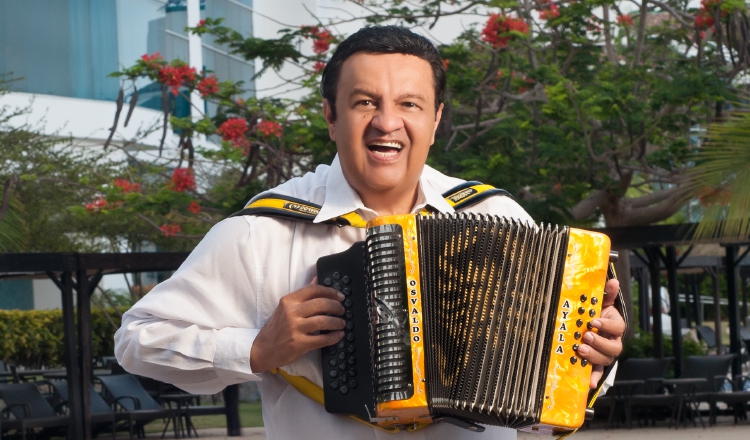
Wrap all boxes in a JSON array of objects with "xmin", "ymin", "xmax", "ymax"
[{"xmin": 577, "ymin": 279, "xmax": 626, "ymax": 388}]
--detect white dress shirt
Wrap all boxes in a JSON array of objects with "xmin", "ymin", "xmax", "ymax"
[{"xmin": 115, "ymin": 155, "xmax": 535, "ymax": 440}]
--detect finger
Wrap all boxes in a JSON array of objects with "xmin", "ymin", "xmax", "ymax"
[
  {"xmin": 299, "ymin": 315, "xmax": 346, "ymax": 334},
  {"xmin": 290, "ymin": 283, "xmax": 344, "ymax": 302},
  {"xmin": 310, "ymin": 276, "xmax": 318, "ymax": 285},
  {"xmin": 591, "ymin": 317, "xmax": 626, "ymax": 338},
  {"xmin": 603, "ymin": 278, "xmax": 619, "ymax": 307},
  {"xmin": 304, "ymin": 331, "xmax": 345, "ymax": 350},
  {"xmin": 590, "ymin": 365, "xmax": 604, "ymax": 389},
  {"xmin": 298, "ymin": 297, "xmax": 345, "ymax": 318},
  {"xmin": 577, "ymin": 336, "xmax": 620, "ymax": 365}
]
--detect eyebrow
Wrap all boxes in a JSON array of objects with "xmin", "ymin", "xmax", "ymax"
[{"xmin": 349, "ymin": 88, "xmax": 427, "ymax": 102}]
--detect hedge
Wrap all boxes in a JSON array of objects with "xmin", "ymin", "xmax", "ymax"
[{"xmin": 0, "ymin": 308, "xmax": 125, "ymax": 368}]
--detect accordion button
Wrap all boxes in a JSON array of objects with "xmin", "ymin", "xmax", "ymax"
[
  {"xmin": 346, "ymin": 322, "xmax": 354, "ymax": 330},
  {"xmin": 346, "ymin": 345, "xmax": 356, "ymax": 354},
  {"xmin": 328, "ymin": 358, "xmax": 337, "ymax": 367},
  {"xmin": 329, "ymin": 370, "xmax": 338, "ymax": 378},
  {"xmin": 574, "ymin": 332, "xmax": 581, "ymax": 340},
  {"xmin": 342, "ymin": 276, "xmax": 351, "ymax": 285},
  {"xmin": 343, "ymin": 287, "xmax": 352, "ymax": 296},
  {"xmin": 591, "ymin": 297, "xmax": 599, "ymax": 305},
  {"xmin": 344, "ymin": 299, "xmax": 353, "ymax": 308},
  {"xmin": 337, "ymin": 340, "xmax": 346, "ymax": 349},
  {"xmin": 333, "ymin": 283, "xmax": 343, "ymax": 291},
  {"xmin": 570, "ymin": 356, "xmax": 578, "ymax": 364},
  {"xmin": 576, "ymin": 319, "xmax": 583, "ymax": 328},
  {"xmin": 338, "ymin": 374, "xmax": 348, "ymax": 383},
  {"xmin": 345, "ymin": 311, "xmax": 353, "ymax": 319},
  {"xmin": 338, "ymin": 363, "xmax": 347, "ymax": 372},
  {"xmin": 572, "ymin": 344, "xmax": 579, "ymax": 351},
  {"xmin": 323, "ymin": 278, "xmax": 332, "ymax": 286},
  {"xmin": 580, "ymin": 294, "xmax": 587, "ymax": 303},
  {"xmin": 578, "ymin": 307, "xmax": 586, "ymax": 315},
  {"xmin": 346, "ymin": 333, "xmax": 355, "ymax": 342},
  {"xmin": 348, "ymin": 368, "xmax": 357, "ymax": 377},
  {"xmin": 347, "ymin": 356, "xmax": 356, "ymax": 365},
  {"xmin": 339, "ymin": 386, "xmax": 349, "ymax": 395},
  {"xmin": 337, "ymin": 352, "xmax": 347, "ymax": 361},
  {"xmin": 589, "ymin": 309, "xmax": 596, "ymax": 317},
  {"xmin": 581, "ymin": 359, "xmax": 589, "ymax": 367},
  {"xmin": 349, "ymin": 380, "xmax": 358, "ymax": 389},
  {"xmin": 328, "ymin": 347, "xmax": 337, "ymax": 356},
  {"xmin": 333, "ymin": 272, "xmax": 341, "ymax": 280},
  {"xmin": 330, "ymin": 381, "xmax": 339, "ymax": 389},
  {"xmin": 587, "ymin": 322, "xmax": 594, "ymax": 330}
]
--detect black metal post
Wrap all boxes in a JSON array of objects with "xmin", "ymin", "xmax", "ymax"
[
  {"xmin": 223, "ymin": 385, "xmax": 242, "ymax": 436},
  {"xmin": 638, "ymin": 268, "xmax": 649, "ymax": 331},
  {"xmin": 742, "ymin": 273, "xmax": 748, "ymax": 327},
  {"xmin": 58, "ymin": 271, "xmax": 82, "ymax": 439},
  {"xmin": 692, "ymin": 274, "xmax": 703, "ymax": 325},
  {"xmin": 666, "ymin": 246, "xmax": 683, "ymax": 377},
  {"xmin": 646, "ymin": 246, "xmax": 664, "ymax": 358},
  {"xmin": 683, "ymin": 276, "xmax": 692, "ymax": 328},
  {"xmin": 725, "ymin": 245, "xmax": 742, "ymax": 376},
  {"xmin": 76, "ymin": 268, "xmax": 93, "ymax": 440}
]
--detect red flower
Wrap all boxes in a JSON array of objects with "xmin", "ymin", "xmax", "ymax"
[
  {"xmin": 188, "ymin": 201, "xmax": 201, "ymax": 214},
  {"xmin": 85, "ymin": 196, "xmax": 108, "ymax": 212},
  {"xmin": 257, "ymin": 119, "xmax": 282, "ymax": 138},
  {"xmin": 481, "ymin": 14, "xmax": 529, "ymax": 48},
  {"xmin": 303, "ymin": 26, "xmax": 335, "ymax": 54},
  {"xmin": 442, "ymin": 59, "xmax": 450, "ymax": 70},
  {"xmin": 217, "ymin": 118, "xmax": 249, "ymax": 146},
  {"xmin": 196, "ymin": 19, "xmax": 206, "ymax": 28},
  {"xmin": 197, "ymin": 75, "xmax": 219, "ymax": 97},
  {"xmin": 312, "ymin": 61, "xmax": 326, "ymax": 73},
  {"xmin": 616, "ymin": 14, "xmax": 634, "ymax": 26},
  {"xmin": 160, "ymin": 223, "xmax": 182, "ymax": 237},
  {"xmin": 140, "ymin": 52, "xmax": 164, "ymax": 70},
  {"xmin": 169, "ymin": 168, "xmax": 196, "ymax": 192},
  {"xmin": 158, "ymin": 65, "xmax": 197, "ymax": 96},
  {"xmin": 539, "ymin": 4, "xmax": 560, "ymax": 21},
  {"xmin": 114, "ymin": 179, "xmax": 141, "ymax": 194},
  {"xmin": 695, "ymin": 11, "xmax": 714, "ymax": 30}
]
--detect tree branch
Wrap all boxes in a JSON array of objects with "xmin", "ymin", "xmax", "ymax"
[{"xmin": 570, "ymin": 190, "xmax": 608, "ymax": 220}]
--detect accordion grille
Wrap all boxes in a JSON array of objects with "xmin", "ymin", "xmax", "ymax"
[{"xmin": 416, "ymin": 213, "xmax": 569, "ymax": 428}]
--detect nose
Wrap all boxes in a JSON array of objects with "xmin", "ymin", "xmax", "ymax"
[{"xmin": 370, "ymin": 103, "xmax": 404, "ymax": 134}]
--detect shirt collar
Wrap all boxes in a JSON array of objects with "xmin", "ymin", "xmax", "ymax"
[{"xmin": 313, "ymin": 155, "xmax": 455, "ymax": 224}]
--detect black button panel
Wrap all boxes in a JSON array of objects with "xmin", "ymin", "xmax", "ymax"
[{"xmin": 317, "ymin": 241, "xmax": 375, "ymax": 421}]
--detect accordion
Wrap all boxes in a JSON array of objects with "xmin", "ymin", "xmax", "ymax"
[{"xmin": 317, "ymin": 212, "xmax": 613, "ymax": 434}]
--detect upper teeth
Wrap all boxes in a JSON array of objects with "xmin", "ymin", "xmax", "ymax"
[{"xmin": 370, "ymin": 142, "xmax": 402, "ymax": 150}]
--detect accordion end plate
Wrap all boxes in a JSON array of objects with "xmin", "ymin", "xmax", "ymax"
[{"xmin": 540, "ymin": 228, "xmax": 611, "ymax": 430}]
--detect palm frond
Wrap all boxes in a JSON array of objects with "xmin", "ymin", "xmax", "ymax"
[
  {"xmin": 0, "ymin": 195, "xmax": 28, "ymax": 251},
  {"xmin": 686, "ymin": 109, "xmax": 750, "ymax": 241}
]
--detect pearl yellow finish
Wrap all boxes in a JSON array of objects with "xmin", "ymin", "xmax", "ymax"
[{"xmin": 536, "ymin": 228, "xmax": 610, "ymax": 432}]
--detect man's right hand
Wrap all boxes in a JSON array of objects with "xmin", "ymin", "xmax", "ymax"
[{"xmin": 250, "ymin": 279, "xmax": 345, "ymax": 373}]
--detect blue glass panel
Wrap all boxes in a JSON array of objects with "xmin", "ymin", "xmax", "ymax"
[{"xmin": 0, "ymin": 279, "xmax": 34, "ymax": 311}]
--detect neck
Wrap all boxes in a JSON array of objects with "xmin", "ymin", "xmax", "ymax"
[{"xmin": 357, "ymin": 184, "xmax": 420, "ymax": 217}]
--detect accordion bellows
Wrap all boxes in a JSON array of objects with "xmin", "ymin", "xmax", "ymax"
[{"xmin": 318, "ymin": 213, "xmax": 611, "ymax": 433}]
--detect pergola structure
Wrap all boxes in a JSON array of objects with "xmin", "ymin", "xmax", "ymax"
[
  {"xmin": 0, "ymin": 252, "xmax": 241, "ymax": 440},
  {"xmin": 597, "ymin": 224, "xmax": 750, "ymax": 377}
]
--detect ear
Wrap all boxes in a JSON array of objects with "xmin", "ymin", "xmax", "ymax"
[
  {"xmin": 430, "ymin": 103, "xmax": 444, "ymax": 145},
  {"xmin": 322, "ymin": 99, "xmax": 336, "ymax": 141}
]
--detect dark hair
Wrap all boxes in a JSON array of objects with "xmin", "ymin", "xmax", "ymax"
[{"xmin": 320, "ymin": 26, "xmax": 446, "ymax": 120}]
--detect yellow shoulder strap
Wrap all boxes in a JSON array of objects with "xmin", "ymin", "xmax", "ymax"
[
  {"xmin": 268, "ymin": 368, "xmax": 429, "ymax": 433},
  {"xmin": 231, "ymin": 182, "xmax": 512, "ymax": 226}
]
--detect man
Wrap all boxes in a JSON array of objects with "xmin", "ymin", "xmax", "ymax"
[{"xmin": 115, "ymin": 26, "xmax": 624, "ymax": 439}]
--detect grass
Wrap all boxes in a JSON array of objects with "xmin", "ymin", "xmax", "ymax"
[{"xmin": 144, "ymin": 401, "xmax": 263, "ymax": 433}]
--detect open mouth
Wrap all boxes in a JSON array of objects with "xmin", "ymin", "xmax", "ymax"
[{"xmin": 367, "ymin": 141, "xmax": 403, "ymax": 159}]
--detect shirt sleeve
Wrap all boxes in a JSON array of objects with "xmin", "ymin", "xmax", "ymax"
[{"xmin": 114, "ymin": 217, "xmax": 262, "ymax": 395}]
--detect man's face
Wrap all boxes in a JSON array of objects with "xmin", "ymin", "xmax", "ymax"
[{"xmin": 323, "ymin": 52, "xmax": 443, "ymax": 206}]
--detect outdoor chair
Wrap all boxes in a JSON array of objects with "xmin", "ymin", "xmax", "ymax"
[
  {"xmin": 615, "ymin": 357, "xmax": 677, "ymax": 428},
  {"xmin": 49, "ymin": 380, "xmax": 124, "ymax": 440},
  {"xmin": 701, "ymin": 355, "xmax": 750, "ymax": 425},
  {"xmin": 0, "ymin": 382, "xmax": 70, "ymax": 440},
  {"xmin": 96, "ymin": 374, "xmax": 178, "ymax": 439},
  {"xmin": 673, "ymin": 354, "xmax": 735, "ymax": 427},
  {"xmin": 696, "ymin": 325, "xmax": 724, "ymax": 353}
]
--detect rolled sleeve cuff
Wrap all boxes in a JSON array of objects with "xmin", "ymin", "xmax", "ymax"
[{"xmin": 213, "ymin": 327, "xmax": 262, "ymax": 385}]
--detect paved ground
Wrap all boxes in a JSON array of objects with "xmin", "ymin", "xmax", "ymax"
[{"xmin": 128, "ymin": 417, "xmax": 750, "ymax": 439}]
